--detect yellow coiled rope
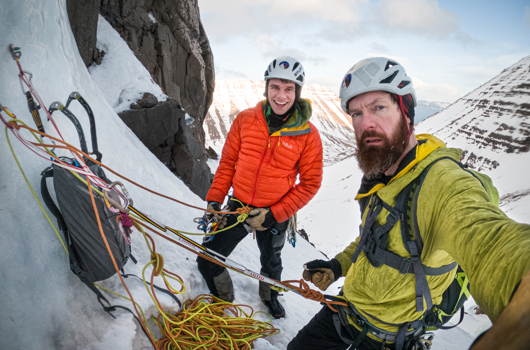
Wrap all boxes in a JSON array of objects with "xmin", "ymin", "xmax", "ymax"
[{"xmin": 156, "ymin": 294, "xmax": 280, "ymax": 350}]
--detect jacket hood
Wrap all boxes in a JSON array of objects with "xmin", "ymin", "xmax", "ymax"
[{"xmin": 355, "ymin": 134, "xmax": 460, "ymax": 200}]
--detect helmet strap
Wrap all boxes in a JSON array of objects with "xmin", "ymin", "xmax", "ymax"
[{"xmin": 398, "ymin": 94, "xmax": 412, "ymax": 137}]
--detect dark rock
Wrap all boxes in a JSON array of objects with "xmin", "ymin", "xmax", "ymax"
[
  {"xmin": 130, "ymin": 102, "xmax": 142, "ymax": 110},
  {"xmin": 171, "ymin": 116, "xmax": 211, "ymax": 199},
  {"xmin": 138, "ymin": 92, "xmax": 158, "ymax": 108},
  {"xmin": 118, "ymin": 99, "xmax": 210, "ymax": 199},
  {"xmin": 118, "ymin": 100, "xmax": 180, "ymax": 153},
  {"xmin": 93, "ymin": 48, "xmax": 105, "ymax": 65},
  {"xmin": 205, "ymin": 146, "xmax": 218, "ymax": 160},
  {"xmin": 99, "ymin": 0, "xmax": 215, "ymax": 198},
  {"xmin": 66, "ymin": 0, "xmax": 100, "ymax": 67},
  {"xmin": 99, "ymin": 0, "xmax": 215, "ymax": 126},
  {"xmin": 298, "ymin": 229, "xmax": 310, "ymax": 242}
]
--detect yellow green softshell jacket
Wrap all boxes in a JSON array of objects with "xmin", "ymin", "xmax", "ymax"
[{"xmin": 334, "ymin": 134, "xmax": 530, "ymax": 342}]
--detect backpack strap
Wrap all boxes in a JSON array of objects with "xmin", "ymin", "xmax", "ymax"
[
  {"xmin": 351, "ymin": 157, "xmax": 459, "ymax": 312},
  {"xmin": 396, "ymin": 158, "xmax": 459, "ymax": 312},
  {"xmin": 40, "ymin": 167, "xmax": 67, "ymax": 232}
]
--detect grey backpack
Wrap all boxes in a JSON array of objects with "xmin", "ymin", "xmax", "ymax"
[{"xmin": 41, "ymin": 94, "xmax": 132, "ymax": 310}]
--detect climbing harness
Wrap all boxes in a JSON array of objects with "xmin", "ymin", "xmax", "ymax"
[{"xmin": 335, "ymin": 156, "xmax": 494, "ymax": 350}]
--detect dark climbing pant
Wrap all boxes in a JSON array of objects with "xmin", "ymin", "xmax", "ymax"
[
  {"xmin": 287, "ymin": 305, "xmax": 395, "ymax": 350},
  {"xmin": 196, "ymin": 201, "xmax": 288, "ymax": 302}
]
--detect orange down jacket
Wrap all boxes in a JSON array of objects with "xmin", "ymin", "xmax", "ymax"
[{"xmin": 206, "ymin": 99, "xmax": 323, "ymax": 223}]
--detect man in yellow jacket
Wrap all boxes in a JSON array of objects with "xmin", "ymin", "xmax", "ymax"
[{"xmin": 288, "ymin": 57, "xmax": 530, "ymax": 350}]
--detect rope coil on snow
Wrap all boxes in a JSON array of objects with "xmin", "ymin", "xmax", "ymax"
[{"xmin": 156, "ymin": 294, "xmax": 279, "ymax": 350}]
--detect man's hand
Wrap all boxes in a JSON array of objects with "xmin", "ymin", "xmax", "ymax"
[
  {"xmin": 302, "ymin": 259, "xmax": 343, "ymax": 291},
  {"xmin": 245, "ymin": 208, "xmax": 277, "ymax": 231},
  {"xmin": 206, "ymin": 201, "xmax": 227, "ymax": 229}
]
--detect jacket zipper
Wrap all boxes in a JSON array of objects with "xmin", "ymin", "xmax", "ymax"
[{"xmin": 250, "ymin": 137, "xmax": 270, "ymax": 204}]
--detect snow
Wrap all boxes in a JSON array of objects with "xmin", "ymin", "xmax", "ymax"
[
  {"xmin": 0, "ymin": 2, "xmax": 322, "ymax": 349},
  {"xmin": 0, "ymin": 1, "xmax": 512, "ymax": 349},
  {"xmin": 88, "ymin": 16, "xmax": 167, "ymax": 114}
]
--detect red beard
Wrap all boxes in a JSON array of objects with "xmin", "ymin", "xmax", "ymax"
[{"xmin": 355, "ymin": 116, "xmax": 409, "ymax": 179}]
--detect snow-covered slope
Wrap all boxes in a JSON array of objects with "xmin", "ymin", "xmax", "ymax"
[
  {"xmin": 0, "ymin": 3, "xmax": 327, "ymax": 349},
  {"xmin": 2, "ymin": 1, "xmax": 524, "ymax": 349},
  {"xmin": 204, "ymin": 80, "xmax": 356, "ymax": 165},
  {"xmin": 416, "ymin": 55, "xmax": 530, "ymax": 221}
]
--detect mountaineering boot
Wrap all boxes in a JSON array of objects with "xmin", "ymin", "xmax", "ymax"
[
  {"xmin": 263, "ymin": 295, "xmax": 285, "ymax": 319},
  {"xmin": 213, "ymin": 269, "xmax": 235, "ymax": 302}
]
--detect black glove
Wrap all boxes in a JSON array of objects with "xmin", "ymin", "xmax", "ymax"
[
  {"xmin": 205, "ymin": 201, "xmax": 227, "ymax": 229},
  {"xmin": 245, "ymin": 207, "xmax": 277, "ymax": 231},
  {"xmin": 302, "ymin": 259, "xmax": 342, "ymax": 291}
]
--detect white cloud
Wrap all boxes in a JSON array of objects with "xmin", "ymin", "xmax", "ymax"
[
  {"xmin": 264, "ymin": 0, "xmax": 365, "ymax": 23},
  {"xmin": 372, "ymin": 0, "xmax": 475, "ymax": 45},
  {"xmin": 252, "ymin": 34, "xmax": 329, "ymax": 65},
  {"xmin": 365, "ymin": 53, "xmax": 410, "ymax": 65},
  {"xmin": 524, "ymin": 6, "xmax": 530, "ymax": 28},
  {"xmin": 200, "ymin": 0, "xmax": 367, "ymax": 41},
  {"xmin": 368, "ymin": 42, "xmax": 391, "ymax": 55},
  {"xmin": 412, "ymin": 77, "xmax": 461, "ymax": 102},
  {"xmin": 375, "ymin": 0, "xmax": 458, "ymax": 35},
  {"xmin": 216, "ymin": 68, "xmax": 247, "ymax": 80}
]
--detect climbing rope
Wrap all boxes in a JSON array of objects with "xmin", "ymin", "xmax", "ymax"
[
  {"xmin": 3, "ymin": 116, "xmax": 250, "ymax": 216},
  {"xmin": 156, "ymin": 294, "xmax": 279, "ymax": 350},
  {"xmin": 2, "ymin": 104, "xmax": 347, "ymax": 344}
]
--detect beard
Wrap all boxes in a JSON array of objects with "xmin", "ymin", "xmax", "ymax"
[{"xmin": 355, "ymin": 116, "xmax": 410, "ymax": 179}]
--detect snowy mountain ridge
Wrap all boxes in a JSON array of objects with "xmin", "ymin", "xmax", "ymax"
[{"xmin": 416, "ymin": 55, "xmax": 530, "ymax": 219}]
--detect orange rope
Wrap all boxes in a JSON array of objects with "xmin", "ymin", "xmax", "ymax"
[
  {"xmin": 279, "ymin": 280, "xmax": 347, "ymax": 312},
  {"xmin": 9, "ymin": 121, "xmax": 250, "ymax": 216},
  {"xmin": 133, "ymin": 218, "xmax": 348, "ymax": 312},
  {"xmin": 9, "ymin": 119, "xmax": 346, "ymax": 325},
  {"xmin": 86, "ymin": 177, "xmax": 158, "ymax": 348}
]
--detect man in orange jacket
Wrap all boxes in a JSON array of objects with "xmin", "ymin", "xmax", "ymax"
[{"xmin": 197, "ymin": 56, "xmax": 324, "ymax": 318}]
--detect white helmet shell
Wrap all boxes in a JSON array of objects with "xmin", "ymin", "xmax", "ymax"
[
  {"xmin": 339, "ymin": 57, "xmax": 417, "ymax": 113},
  {"xmin": 264, "ymin": 56, "xmax": 305, "ymax": 87}
]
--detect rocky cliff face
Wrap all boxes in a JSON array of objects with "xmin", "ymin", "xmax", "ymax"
[
  {"xmin": 99, "ymin": 0, "xmax": 214, "ymax": 123},
  {"xmin": 205, "ymin": 80, "xmax": 356, "ymax": 166},
  {"xmin": 66, "ymin": 0, "xmax": 215, "ymax": 199}
]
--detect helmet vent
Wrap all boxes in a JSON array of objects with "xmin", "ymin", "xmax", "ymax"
[
  {"xmin": 379, "ymin": 71, "xmax": 398, "ymax": 84},
  {"xmin": 398, "ymin": 81, "xmax": 410, "ymax": 89},
  {"xmin": 292, "ymin": 62, "xmax": 300, "ymax": 71},
  {"xmin": 296, "ymin": 75, "xmax": 304, "ymax": 83},
  {"xmin": 384, "ymin": 60, "xmax": 398, "ymax": 71},
  {"xmin": 272, "ymin": 59, "xmax": 277, "ymax": 68},
  {"xmin": 264, "ymin": 70, "xmax": 269, "ymax": 77}
]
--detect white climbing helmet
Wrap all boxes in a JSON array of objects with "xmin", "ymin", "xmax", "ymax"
[
  {"xmin": 339, "ymin": 57, "xmax": 417, "ymax": 113},
  {"xmin": 264, "ymin": 56, "xmax": 305, "ymax": 87}
]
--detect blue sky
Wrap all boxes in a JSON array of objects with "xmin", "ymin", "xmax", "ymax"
[{"xmin": 199, "ymin": 0, "xmax": 530, "ymax": 102}]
